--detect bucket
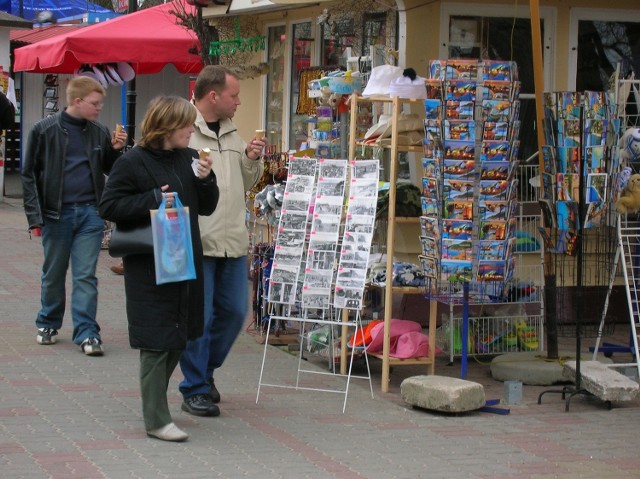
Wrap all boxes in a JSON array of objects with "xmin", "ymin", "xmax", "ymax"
[{"xmin": 504, "ymin": 380, "xmax": 522, "ymax": 404}]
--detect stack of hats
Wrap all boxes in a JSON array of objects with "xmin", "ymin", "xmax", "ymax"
[
  {"xmin": 388, "ymin": 68, "xmax": 427, "ymax": 99},
  {"xmin": 74, "ymin": 63, "xmax": 136, "ymax": 88}
]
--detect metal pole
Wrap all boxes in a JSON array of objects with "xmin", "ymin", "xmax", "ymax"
[{"xmin": 124, "ymin": 0, "xmax": 137, "ymax": 148}]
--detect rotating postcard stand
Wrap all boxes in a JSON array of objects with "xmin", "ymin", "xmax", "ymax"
[
  {"xmin": 256, "ymin": 158, "xmax": 377, "ymax": 412},
  {"xmin": 536, "ymin": 89, "xmax": 620, "ymax": 411}
]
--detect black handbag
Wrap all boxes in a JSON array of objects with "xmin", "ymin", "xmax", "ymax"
[{"xmin": 108, "ymin": 222, "xmax": 154, "ymax": 258}]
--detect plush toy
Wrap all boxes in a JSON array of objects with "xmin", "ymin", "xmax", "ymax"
[{"xmin": 616, "ymin": 173, "xmax": 640, "ymax": 214}]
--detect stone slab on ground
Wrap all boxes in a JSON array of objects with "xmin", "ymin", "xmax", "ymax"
[
  {"xmin": 491, "ymin": 351, "xmax": 613, "ymax": 386},
  {"xmin": 562, "ymin": 360, "xmax": 640, "ymax": 402},
  {"xmin": 400, "ymin": 375, "xmax": 485, "ymax": 412}
]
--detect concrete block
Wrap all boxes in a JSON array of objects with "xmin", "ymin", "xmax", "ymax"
[
  {"xmin": 563, "ymin": 361, "xmax": 640, "ymax": 402},
  {"xmin": 401, "ymin": 375, "xmax": 486, "ymax": 412},
  {"xmin": 504, "ymin": 380, "xmax": 522, "ymax": 404}
]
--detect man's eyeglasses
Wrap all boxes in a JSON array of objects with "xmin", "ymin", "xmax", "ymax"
[{"xmin": 80, "ymin": 99, "xmax": 104, "ymax": 108}]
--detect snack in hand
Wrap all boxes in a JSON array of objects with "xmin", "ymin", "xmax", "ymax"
[
  {"xmin": 115, "ymin": 123, "xmax": 123, "ymax": 135},
  {"xmin": 199, "ymin": 148, "xmax": 211, "ymax": 161},
  {"xmin": 255, "ymin": 129, "xmax": 265, "ymax": 140}
]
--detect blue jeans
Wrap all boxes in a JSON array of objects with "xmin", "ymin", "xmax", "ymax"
[
  {"xmin": 36, "ymin": 203, "xmax": 104, "ymax": 345},
  {"xmin": 179, "ymin": 256, "xmax": 248, "ymax": 398}
]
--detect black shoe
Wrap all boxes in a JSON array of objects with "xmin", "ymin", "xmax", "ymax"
[
  {"xmin": 181, "ymin": 393, "xmax": 220, "ymax": 417},
  {"xmin": 208, "ymin": 377, "xmax": 221, "ymax": 404},
  {"xmin": 37, "ymin": 328, "xmax": 58, "ymax": 345}
]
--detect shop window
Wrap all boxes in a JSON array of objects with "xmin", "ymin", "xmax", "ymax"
[
  {"xmin": 320, "ymin": 18, "xmax": 354, "ymax": 68},
  {"xmin": 576, "ymin": 20, "xmax": 640, "ymax": 91},
  {"xmin": 265, "ymin": 25, "xmax": 286, "ymax": 150},
  {"xmin": 289, "ymin": 22, "xmax": 313, "ymax": 151}
]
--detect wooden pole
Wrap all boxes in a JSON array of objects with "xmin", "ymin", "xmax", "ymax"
[{"xmin": 529, "ymin": 0, "xmax": 558, "ymax": 359}]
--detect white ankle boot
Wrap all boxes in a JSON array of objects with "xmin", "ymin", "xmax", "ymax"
[{"xmin": 147, "ymin": 422, "xmax": 188, "ymax": 442}]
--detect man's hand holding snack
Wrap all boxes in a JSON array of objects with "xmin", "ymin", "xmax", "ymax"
[{"xmin": 112, "ymin": 123, "xmax": 128, "ymax": 150}]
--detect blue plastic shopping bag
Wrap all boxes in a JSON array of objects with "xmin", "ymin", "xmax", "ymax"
[{"xmin": 150, "ymin": 193, "xmax": 196, "ymax": 285}]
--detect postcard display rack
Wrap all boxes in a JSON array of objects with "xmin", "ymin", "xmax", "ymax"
[
  {"xmin": 256, "ymin": 157, "xmax": 379, "ymax": 412},
  {"xmin": 420, "ymin": 59, "xmax": 543, "ymax": 366}
]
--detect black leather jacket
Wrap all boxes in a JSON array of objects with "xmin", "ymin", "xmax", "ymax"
[{"xmin": 21, "ymin": 111, "xmax": 122, "ymax": 228}]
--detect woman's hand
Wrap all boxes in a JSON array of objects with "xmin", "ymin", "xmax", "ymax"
[
  {"xmin": 195, "ymin": 155, "xmax": 213, "ymax": 179},
  {"xmin": 160, "ymin": 185, "xmax": 175, "ymax": 208}
]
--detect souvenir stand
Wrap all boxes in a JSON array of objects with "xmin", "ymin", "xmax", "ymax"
[
  {"xmin": 256, "ymin": 156, "xmax": 378, "ymax": 412},
  {"xmin": 591, "ymin": 72, "xmax": 640, "ymax": 377},
  {"xmin": 419, "ymin": 59, "xmax": 543, "ymax": 376},
  {"xmin": 536, "ymin": 87, "xmax": 620, "ymax": 410}
]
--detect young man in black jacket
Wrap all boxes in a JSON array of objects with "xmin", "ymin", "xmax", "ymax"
[{"xmin": 21, "ymin": 77, "xmax": 127, "ymax": 356}]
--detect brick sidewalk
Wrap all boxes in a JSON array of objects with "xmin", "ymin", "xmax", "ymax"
[{"xmin": 2, "ymin": 195, "xmax": 640, "ymax": 479}]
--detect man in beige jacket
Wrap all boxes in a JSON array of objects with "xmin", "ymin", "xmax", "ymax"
[{"xmin": 179, "ymin": 66, "xmax": 265, "ymax": 417}]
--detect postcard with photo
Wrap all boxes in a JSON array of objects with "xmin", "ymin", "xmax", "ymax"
[
  {"xmin": 424, "ymin": 98, "xmax": 442, "ymax": 119},
  {"xmin": 421, "ymin": 197, "xmax": 440, "ymax": 217},
  {"xmin": 445, "ymin": 100, "xmax": 475, "ymax": 120},
  {"xmin": 422, "ymin": 177, "xmax": 439, "ymax": 199},
  {"xmin": 478, "ymin": 200, "xmax": 508, "ymax": 221},
  {"xmin": 345, "ymin": 214, "xmax": 375, "ymax": 235},
  {"xmin": 541, "ymin": 145, "xmax": 556, "ymax": 175},
  {"xmin": 346, "ymin": 196, "xmax": 377, "ymax": 216},
  {"xmin": 422, "ymin": 157, "xmax": 442, "ymax": 178},
  {"xmin": 584, "ymin": 90, "xmax": 606, "ymax": 120},
  {"xmin": 444, "ymin": 140, "xmax": 474, "ymax": 160},
  {"xmin": 585, "ymin": 145, "xmax": 605, "ymax": 173},
  {"xmin": 316, "ymin": 177, "xmax": 346, "ymax": 198},
  {"xmin": 480, "ymin": 160, "xmax": 511, "ymax": 181},
  {"xmin": 446, "ymin": 59, "xmax": 479, "ymax": 79},
  {"xmin": 267, "ymin": 281, "xmax": 297, "ymax": 305},
  {"xmin": 541, "ymin": 172, "xmax": 555, "ymax": 200},
  {"xmin": 420, "ymin": 216, "xmax": 441, "ymax": 237},
  {"xmin": 441, "ymin": 259, "xmax": 473, "ymax": 282},
  {"xmin": 288, "ymin": 158, "xmax": 317, "ymax": 177},
  {"xmin": 278, "ymin": 211, "xmax": 309, "ymax": 232},
  {"xmin": 538, "ymin": 199, "xmax": 557, "ymax": 228},
  {"xmin": 478, "ymin": 240, "xmax": 506, "ymax": 261},
  {"xmin": 275, "ymin": 230, "xmax": 306, "ymax": 249},
  {"xmin": 480, "ymin": 140, "xmax": 510, "ymax": 162},
  {"xmin": 281, "ymin": 192, "xmax": 312, "ymax": 213},
  {"xmin": 285, "ymin": 175, "xmax": 315, "ymax": 195},
  {"xmin": 481, "ymin": 80, "xmax": 512, "ymax": 101},
  {"xmin": 423, "ymin": 139, "xmax": 443, "ymax": 159},
  {"xmin": 443, "ymin": 159, "xmax": 475, "ymax": 179},
  {"xmin": 583, "ymin": 119, "xmax": 607, "ymax": 148},
  {"xmin": 424, "ymin": 119, "xmax": 443, "ymax": 141},
  {"xmin": 311, "ymin": 214, "xmax": 342, "ymax": 236},
  {"xmin": 482, "ymin": 100, "xmax": 511, "ymax": 122},
  {"xmin": 555, "ymin": 229, "xmax": 579, "ymax": 256},
  {"xmin": 584, "ymin": 200, "xmax": 607, "ymax": 229},
  {"xmin": 308, "ymin": 235, "xmax": 339, "ymax": 253},
  {"xmin": 445, "ymin": 80, "xmax": 477, "ymax": 101},
  {"xmin": 318, "ymin": 159, "xmax": 348, "ymax": 180},
  {"xmin": 476, "ymin": 260, "xmax": 506, "ymax": 282},
  {"xmin": 420, "ymin": 235, "xmax": 440, "ymax": 258},
  {"xmin": 444, "ymin": 199, "xmax": 473, "ymax": 220},
  {"xmin": 301, "ymin": 290, "xmax": 332, "ymax": 310},
  {"xmin": 586, "ymin": 173, "xmax": 607, "ymax": 204},
  {"xmin": 544, "ymin": 92, "xmax": 558, "ymax": 121},
  {"xmin": 273, "ymin": 245, "xmax": 305, "ymax": 266},
  {"xmin": 419, "ymin": 255, "xmax": 439, "ymax": 279},
  {"xmin": 302, "ymin": 270, "xmax": 333, "ymax": 290},
  {"xmin": 444, "ymin": 120, "xmax": 475, "ymax": 141},
  {"xmin": 557, "ymin": 200, "xmax": 579, "ymax": 231},
  {"xmin": 443, "ymin": 178, "xmax": 474, "ymax": 200},
  {"xmin": 351, "ymin": 159, "xmax": 379, "ymax": 180},
  {"xmin": 333, "ymin": 287, "xmax": 365, "ymax": 311},
  {"xmin": 555, "ymin": 173, "xmax": 579, "ymax": 201},
  {"xmin": 441, "ymin": 238, "xmax": 473, "ymax": 261},
  {"xmin": 429, "ymin": 60, "xmax": 446, "ymax": 80},
  {"xmin": 557, "ymin": 146, "xmax": 580, "ymax": 174},
  {"xmin": 442, "ymin": 219, "xmax": 473, "ymax": 240},
  {"xmin": 478, "ymin": 180, "xmax": 509, "ymax": 200},
  {"xmin": 537, "ymin": 226, "xmax": 555, "ymax": 251},
  {"xmin": 557, "ymin": 119, "xmax": 581, "ymax": 147},
  {"xmin": 307, "ymin": 249, "xmax": 338, "ymax": 270},
  {"xmin": 543, "ymin": 116, "xmax": 557, "ymax": 146},
  {"xmin": 483, "ymin": 61, "xmax": 512, "ymax": 81},
  {"xmin": 483, "ymin": 121, "xmax": 509, "ymax": 141},
  {"xmin": 425, "ymin": 79, "xmax": 444, "ymax": 99},
  {"xmin": 480, "ymin": 220, "xmax": 507, "ymax": 240},
  {"xmin": 314, "ymin": 196, "xmax": 344, "ymax": 216},
  {"xmin": 559, "ymin": 91, "xmax": 581, "ymax": 120},
  {"xmin": 348, "ymin": 179, "xmax": 378, "ymax": 198}
]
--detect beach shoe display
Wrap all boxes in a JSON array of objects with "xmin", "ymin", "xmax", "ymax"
[{"xmin": 514, "ymin": 319, "xmax": 539, "ymax": 351}]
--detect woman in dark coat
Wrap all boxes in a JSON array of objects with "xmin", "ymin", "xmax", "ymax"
[{"xmin": 99, "ymin": 96, "xmax": 219, "ymax": 442}]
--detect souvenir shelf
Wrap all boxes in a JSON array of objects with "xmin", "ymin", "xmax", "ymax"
[
  {"xmin": 419, "ymin": 58, "xmax": 543, "ymax": 364},
  {"xmin": 349, "ymin": 94, "xmax": 438, "ymax": 393}
]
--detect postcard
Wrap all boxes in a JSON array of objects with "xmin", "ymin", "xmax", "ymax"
[
  {"xmin": 482, "ymin": 99, "xmax": 511, "ymax": 122},
  {"xmin": 480, "ymin": 141, "xmax": 510, "ymax": 162},
  {"xmin": 420, "ymin": 216, "xmax": 440, "ymax": 237},
  {"xmin": 559, "ymin": 91, "xmax": 581, "ymax": 120},
  {"xmin": 443, "ymin": 178, "xmax": 475, "ymax": 200},
  {"xmin": 443, "ymin": 159, "xmax": 475, "ymax": 179},
  {"xmin": 557, "ymin": 146, "xmax": 580, "ymax": 174},
  {"xmin": 444, "ymin": 120, "xmax": 475, "ymax": 141},
  {"xmin": 425, "ymin": 80, "xmax": 444, "ymax": 100},
  {"xmin": 476, "ymin": 260, "xmax": 506, "ymax": 282},
  {"xmin": 586, "ymin": 173, "xmax": 607, "ymax": 204},
  {"xmin": 556, "ymin": 173, "xmax": 579, "ymax": 201},
  {"xmin": 483, "ymin": 61, "xmax": 512, "ymax": 81},
  {"xmin": 445, "ymin": 100, "xmax": 475, "ymax": 120},
  {"xmin": 429, "ymin": 60, "xmax": 446, "ymax": 80},
  {"xmin": 421, "ymin": 197, "xmax": 440, "ymax": 217},
  {"xmin": 444, "ymin": 140, "xmax": 474, "ymax": 160},
  {"xmin": 480, "ymin": 220, "xmax": 507, "ymax": 240},
  {"xmin": 441, "ymin": 259, "xmax": 473, "ymax": 282},
  {"xmin": 442, "ymin": 219, "xmax": 473, "ymax": 240},
  {"xmin": 478, "ymin": 180, "xmax": 509, "ymax": 200},
  {"xmin": 557, "ymin": 119, "xmax": 581, "ymax": 147},
  {"xmin": 422, "ymin": 177, "xmax": 439, "ymax": 199},
  {"xmin": 424, "ymin": 119, "xmax": 443, "ymax": 141},
  {"xmin": 583, "ymin": 119, "xmax": 607, "ymax": 147},
  {"xmin": 420, "ymin": 235, "xmax": 440, "ymax": 258},
  {"xmin": 541, "ymin": 145, "xmax": 556, "ymax": 175},
  {"xmin": 441, "ymin": 238, "xmax": 473, "ymax": 261},
  {"xmin": 480, "ymin": 161, "xmax": 510, "ymax": 181},
  {"xmin": 446, "ymin": 59, "xmax": 479, "ymax": 79},
  {"xmin": 419, "ymin": 254, "xmax": 439, "ymax": 279},
  {"xmin": 483, "ymin": 121, "xmax": 509, "ymax": 141},
  {"xmin": 424, "ymin": 99, "xmax": 442, "ymax": 119},
  {"xmin": 422, "ymin": 157, "xmax": 442, "ymax": 178},
  {"xmin": 478, "ymin": 240, "xmax": 506, "ymax": 261},
  {"xmin": 478, "ymin": 200, "xmax": 508, "ymax": 221},
  {"xmin": 557, "ymin": 200, "xmax": 579, "ymax": 231},
  {"xmin": 584, "ymin": 90, "xmax": 606, "ymax": 120},
  {"xmin": 445, "ymin": 80, "xmax": 477, "ymax": 101},
  {"xmin": 443, "ymin": 199, "xmax": 473, "ymax": 220},
  {"xmin": 481, "ymin": 80, "xmax": 512, "ymax": 101}
]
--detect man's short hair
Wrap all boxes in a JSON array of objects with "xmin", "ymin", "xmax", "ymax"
[
  {"xmin": 66, "ymin": 77, "xmax": 106, "ymax": 105},
  {"xmin": 193, "ymin": 65, "xmax": 238, "ymax": 101}
]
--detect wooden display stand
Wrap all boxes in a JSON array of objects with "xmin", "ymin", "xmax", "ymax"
[{"xmin": 349, "ymin": 94, "xmax": 437, "ymax": 392}]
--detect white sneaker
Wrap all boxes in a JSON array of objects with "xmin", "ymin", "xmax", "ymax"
[
  {"xmin": 147, "ymin": 423, "xmax": 189, "ymax": 442},
  {"xmin": 80, "ymin": 338, "xmax": 104, "ymax": 356}
]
